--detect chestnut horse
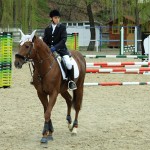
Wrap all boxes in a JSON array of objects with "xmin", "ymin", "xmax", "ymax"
[{"xmin": 14, "ymin": 30, "xmax": 86, "ymax": 143}]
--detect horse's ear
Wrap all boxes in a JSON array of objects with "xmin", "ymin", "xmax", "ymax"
[
  {"xmin": 18, "ymin": 29, "xmax": 25, "ymax": 37},
  {"xmin": 32, "ymin": 35, "xmax": 36, "ymax": 42},
  {"xmin": 31, "ymin": 30, "xmax": 36, "ymax": 40}
]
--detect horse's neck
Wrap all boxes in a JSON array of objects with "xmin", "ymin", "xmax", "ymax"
[
  {"xmin": 34, "ymin": 39, "xmax": 52, "ymax": 61},
  {"xmin": 32, "ymin": 40, "xmax": 54, "ymax": 75}
]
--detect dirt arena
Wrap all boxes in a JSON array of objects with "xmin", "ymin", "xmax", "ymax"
[{"xmin": 1, "ymin": 49, "xmax": 150, "ymax": 150}]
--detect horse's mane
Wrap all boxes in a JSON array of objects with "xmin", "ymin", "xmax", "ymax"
[{"xmin": 34, "ymin": 36, "xmax": 50, "ymax": 53}]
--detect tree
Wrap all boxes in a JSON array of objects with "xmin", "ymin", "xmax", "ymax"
[
  {"xmin": 0, "ymin": 0, "xmax": 3, "ymax": 23},
  {"xmin": 85, "ymin": 1, "xmax": 95, "ymax": 51}
]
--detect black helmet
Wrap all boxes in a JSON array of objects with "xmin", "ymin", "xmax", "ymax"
[{"xmin": 49, "ymin": 10, "xmax": 61, "ymax": 18}]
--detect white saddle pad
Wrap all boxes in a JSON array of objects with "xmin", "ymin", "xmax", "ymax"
[{"xmin": 57, "ymin": 57, "xmax": 79, "ymax": 80}]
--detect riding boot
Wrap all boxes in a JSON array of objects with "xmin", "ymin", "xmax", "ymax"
[{"xmin": 67, "ymin": 66, "xmax": 77, "ymax": 90}]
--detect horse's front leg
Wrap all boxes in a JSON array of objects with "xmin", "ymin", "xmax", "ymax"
[
  {"xmin": 41, "ymin": 91, "xmax": 58, "ymax": 143},
  {"xmin": 37, "ymin": 91, "xmax": 51, "ymax": 143}
]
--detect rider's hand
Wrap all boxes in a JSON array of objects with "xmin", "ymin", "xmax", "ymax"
[{"xmin": 51, "ymin": 46, "xmax": 56, "ymax": 52}]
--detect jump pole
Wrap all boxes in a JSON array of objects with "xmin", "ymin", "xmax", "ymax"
[
  {"xmin": 134, "ymin": 26, "xmax": 138, "ymax": 54},
  {"xmin": 86, "ymin": 62, "xmax": 150, "ymax": 66},
  {"xmin": 84, "ymin": 82, "xmax": 150, "ymax": 86},
  {"xmin": 86, "ymin": 68, "xmax": 150, "ymax": 74},
  {"xmin": 83, "ymin": 55, "xmax": 147, "ymax": 59},
  {"xmin": 120, "ymin": 27, "xmax": 124, "ymax": 55}
]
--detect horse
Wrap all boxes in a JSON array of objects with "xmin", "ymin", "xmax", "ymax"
[{"xmin": 14, "ymin": 30, "xmax": 86, "ymax": 143}]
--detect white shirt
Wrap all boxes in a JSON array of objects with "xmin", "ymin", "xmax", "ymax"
[{"xmin": 52, "ymin": 24, "xmax": 57, "ymax": 34}]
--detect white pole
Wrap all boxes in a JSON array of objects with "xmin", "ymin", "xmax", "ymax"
[
  {"xmin": 148, "ymin": 36, "xmax": 150, "ymax": 61},
  {"xmin": 96, "ymin": 40, "xmax": 98, "ymax": 52},
  {"xmin": 120, "ymin": 27, "xmax": 124, "ymax": 55},
  {"xmin": 134, "ymin": 26, "xmax": 137, "ymax": 54}
]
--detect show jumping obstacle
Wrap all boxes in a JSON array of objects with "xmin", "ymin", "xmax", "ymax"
[{"xmin": 0, "ymin": 32, "xmax": 12, "ymax": 88}]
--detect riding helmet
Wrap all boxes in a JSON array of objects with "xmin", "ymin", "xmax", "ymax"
[{"xmin": 49, "ymin": 10, "xmax": 61, "ymax": 18}]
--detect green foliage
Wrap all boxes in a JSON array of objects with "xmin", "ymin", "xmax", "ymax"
[
  {"xmin": 0, "ymin": 0, "xmax": 50, "ymax": 32},
  {"xmin": 0, "ymin": 0, "xmax": 150, "ymax": 32}
]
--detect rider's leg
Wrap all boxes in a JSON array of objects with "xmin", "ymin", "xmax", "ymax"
[{"xmin": 63, "ymin": 55, "xmax": 77, "ymax": 90}]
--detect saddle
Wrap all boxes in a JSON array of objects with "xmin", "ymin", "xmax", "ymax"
[
  {"xmin": 53, "ymin": 51, "xmax": 79, "ymax": 80},
  {"xmin": 53, "ymin": 51, "xmax": 68, "ymax": 78}
]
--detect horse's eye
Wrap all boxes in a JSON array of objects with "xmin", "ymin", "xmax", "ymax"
[{"xmin": 25, "ymin": 45, "xmax": 29, "ymax": 49}]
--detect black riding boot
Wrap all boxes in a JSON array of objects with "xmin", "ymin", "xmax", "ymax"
[{"xmin": 67, "ymin": 66, "xmax": 77, "ymax": 90}]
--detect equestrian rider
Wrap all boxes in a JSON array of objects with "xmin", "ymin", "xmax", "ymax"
[{"xmin": 43, "ymin": 9, "xmax": 77, "ymax": 90}]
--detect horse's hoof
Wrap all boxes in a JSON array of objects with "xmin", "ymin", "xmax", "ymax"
[
  {"xmin": 40, "ymin": 137, "xmax": 48, "ymax": 144},
  {"xmin": 71, "ymin": 127, "xmax": 77, "ymax": 136},
  {"xmin": 47, "ymin": 135, "xmax": 53, "ymax": 141}
]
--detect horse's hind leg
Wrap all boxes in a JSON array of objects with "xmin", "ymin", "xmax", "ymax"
[
  {"xmin": 61, "ymin": 91, "xmax": 73, "ymax": 130},
  {"xmin": 71, "ymin": 85, "xmax": 84, "ymax": 135}
]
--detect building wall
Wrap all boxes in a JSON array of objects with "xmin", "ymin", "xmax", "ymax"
[{"xmin": 66, "ymin": 25, "xmax": 100, "ymax": 47}]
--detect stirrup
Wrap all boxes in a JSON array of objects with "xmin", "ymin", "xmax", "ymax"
[{"xmin": 68, "ymin": 80, "xmax": 77, "ymax": 90}]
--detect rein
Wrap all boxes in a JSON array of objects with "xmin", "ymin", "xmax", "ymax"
[{"xmin": 16, "ymin": 41, "xmax": 57, "ymax": 82}]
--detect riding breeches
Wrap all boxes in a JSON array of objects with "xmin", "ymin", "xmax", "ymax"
[{"xmin": 62, "ymin": 55, "xmax": 72, "ymax": 70}]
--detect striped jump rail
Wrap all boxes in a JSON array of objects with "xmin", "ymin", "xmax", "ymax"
[
  {"xmin": 84, "ymin": 55, "xmax": 148, "ymax": 59},
  {"xmin": 86, "ymin": 68, "xmax": 150, "ymax": 74},
  {"xmin": 84, "ymin": 82, "xmax": 150, "ymax": 86},
  {"xmin": 86, "ymin": 62, "xmax": 150, "ymax": 66},
  {"xmin": 86, "ymin": 62, "xmax": 150, "ymax": 68},
  {"xmin": 86, "ymin": 65, "xmax": 149, "ymax": 68}
]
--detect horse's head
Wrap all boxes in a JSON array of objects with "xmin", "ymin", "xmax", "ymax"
[{"xmin": 14, "ymin": 30, "xmax": 36, "ymax": 69}]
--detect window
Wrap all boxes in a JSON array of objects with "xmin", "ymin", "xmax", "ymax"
[
  {"xmin": 84, "ymin": 22, "xmax": 90, "ymax": 26},
  {"xmin": 73, "ymin": 23, "xmax": 77, "ymax": 26},
  {"xmin": 78, "ymin": 23, "xmax": 83, "ymax": 26},
  {"xmin": 112, "ymin": 25, "xmax": 119, "ymax": 34},
  {"xmin": 68, "ymin": 23, "xmax": 72, "ymax": 26},
  {"xmin": 128, "ymin": 26, "xmax": 135, "ymax": 34}
]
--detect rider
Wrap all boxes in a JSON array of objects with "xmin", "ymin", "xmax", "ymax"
[{"xmin": 43, "ymin": 9, "xmax": 77, "ymax": 90}]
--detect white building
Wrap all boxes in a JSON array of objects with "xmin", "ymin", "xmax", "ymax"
[{"xmin": 62, "ymin": 21, "xmax": 100, "ymax": 47}]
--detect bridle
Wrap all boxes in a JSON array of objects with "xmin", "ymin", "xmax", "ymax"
[
  {"xmin": 15, "ymin": 41, "xmax": 56, "ymax": 80},
  {"xmin": 15, "ymin": 43, "xmax": 33, "ymax": 63}
]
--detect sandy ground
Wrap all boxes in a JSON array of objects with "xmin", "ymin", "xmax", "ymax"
[{"xmin": 1, "ymin": 49, "xmax": 150, "ymax": 150}]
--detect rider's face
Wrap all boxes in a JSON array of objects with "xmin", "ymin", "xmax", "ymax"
[{"xmin": 52, "ymin": 16, "xmax": 60, "ymax": 24}]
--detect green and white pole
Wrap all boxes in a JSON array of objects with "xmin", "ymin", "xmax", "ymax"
[
  {"xmin": 120, "ymin": 27, "xmax": 124, "ymax": 55},
  {"xmin": 134, "ymin": 26, "xmax": 138, "ymax": 54}
]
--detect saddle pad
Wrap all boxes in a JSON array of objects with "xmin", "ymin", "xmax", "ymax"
[{"xmin": 57, "ymin": 57, "xmax": 79, "ymax": 80}]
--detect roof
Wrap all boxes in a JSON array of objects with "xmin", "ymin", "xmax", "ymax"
[
  {"xmin": 62, "ymin": 20, "xmax": 101, "ymax": 25},
  {"xmin": 107, "ymin": 15, "xmax": 141, "ymax": 24}
]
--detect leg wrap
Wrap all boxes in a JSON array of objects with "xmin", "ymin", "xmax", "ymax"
[
  {"xmin": 66, "ymin": 115, "xmax": 72, "ymax": 124},
  {"xmin": 73, "ymin": 120, "xmax": 78, "ymax": 128},
  {"xmin": 42, "ymin": 120, "xmax": 54, "ymax": 135}
]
